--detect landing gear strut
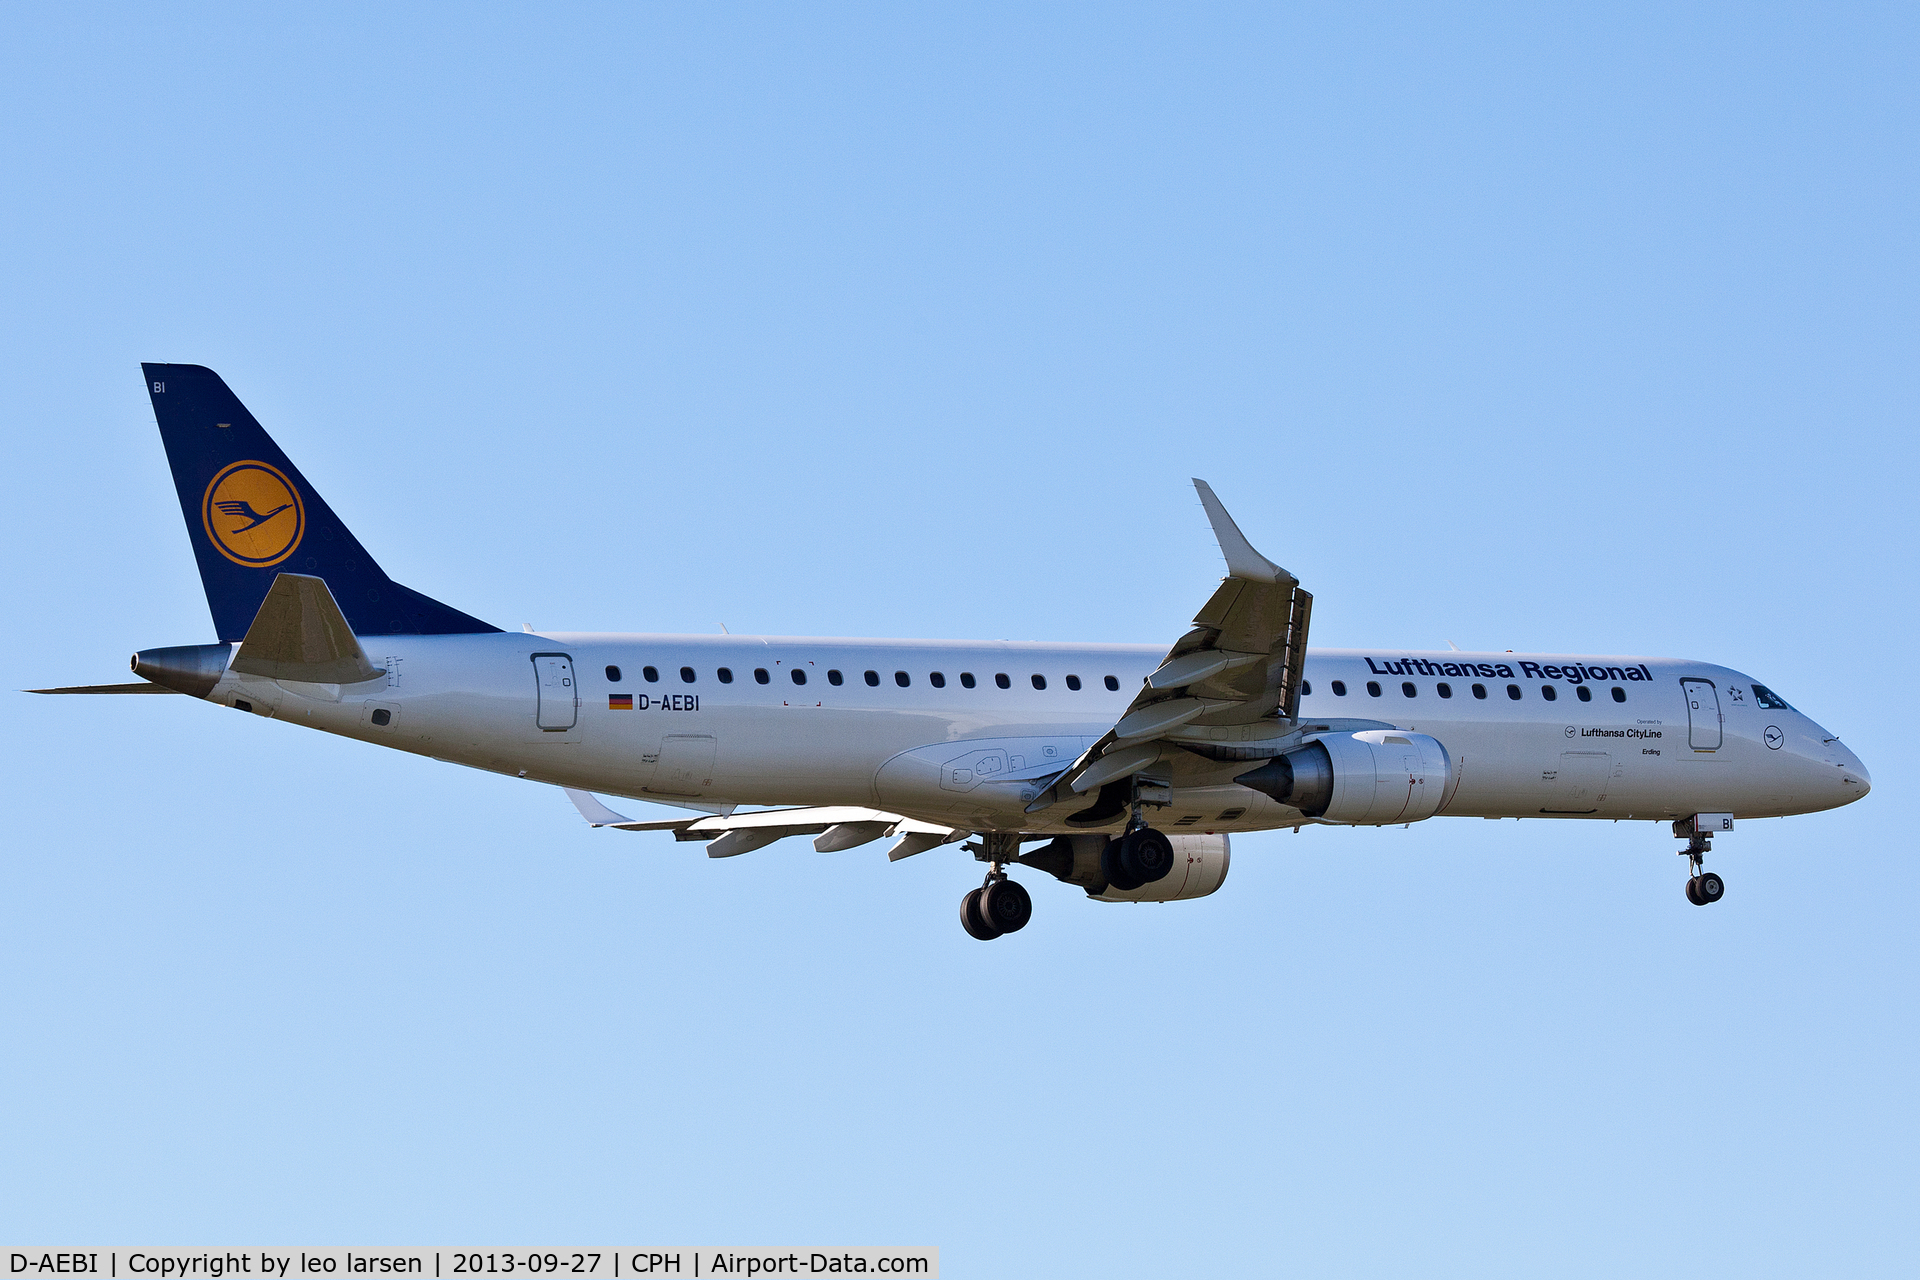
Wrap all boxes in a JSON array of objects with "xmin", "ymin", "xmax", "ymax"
[
  {"xmin": 960, "ymin": 833, "xmax": 1032, "ymax": 941},
  {"xmin": 1675, "ymin": 818, "xmax": 1727, "ymax": 906},
  {"xmin": 958, "ymin": 777, "xmax": 1181, "ymax": 937}
]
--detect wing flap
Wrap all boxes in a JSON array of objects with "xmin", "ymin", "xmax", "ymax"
[
  {"xmin": 1028, "ymin": 479, "xmax": 1312, "ymax": 812},
  {"xmin": 563, "ymin": 789, "xmax": 964, "ymax": 857}
]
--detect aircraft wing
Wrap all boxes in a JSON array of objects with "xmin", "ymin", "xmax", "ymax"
[
  {"xmin": 1024, "ymin": 478, "xmax": 1312, "ymax": 814},
  {"xmin": 563, "ymin": 789, "xmax": 968, "ymax": 861}
]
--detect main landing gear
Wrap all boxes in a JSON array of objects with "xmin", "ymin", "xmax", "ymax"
[
  {"xmin": 1102, "ymin": 785, "xmax": 1177, "ymax": 892},
  {"xmin": 960, "ymin": 833, "xmax": 1033, "ymax": 941},
  {"xmin": 1675, "ymin": 816, "xmax": 1728, "ymax": 906},
  {"xmin": 1101, "ymin": 826, "xmax": 1174, "ymax": 891},
  {"xmin": 959, "ymin": 786, "xmax": 1185, "ymax": 938}
]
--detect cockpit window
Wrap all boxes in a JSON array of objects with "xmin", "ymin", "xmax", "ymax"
[{"xmin": 1751, "ymin": 683, "xmax": 1794, "ymax": 711}]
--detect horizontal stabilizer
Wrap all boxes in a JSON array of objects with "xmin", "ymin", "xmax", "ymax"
[
  {"xmin": 27, "ymin": 682, "xmax": 182, "ymax": 694},
  {"xmin": 230, "ymin": 573, "xmax": 384, "ymax": 684}
]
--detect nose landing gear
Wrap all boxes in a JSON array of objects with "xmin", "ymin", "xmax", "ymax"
[
  {"xmin": 1675, "ymin": 815, "xmax": 1730, "ymax": 906},
  {"xmin": 1685, "ymin": 870, "xmax": 1726, "ymax": 905}
]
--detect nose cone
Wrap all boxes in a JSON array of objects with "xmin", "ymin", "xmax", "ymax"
[
  {"xmin": 1833, "ymin": 741, "xmax": 1872, "ymax": 803},
  {"xmin": 1783, "ymin": 718, "xmax": 1870, "ymax": 812}
]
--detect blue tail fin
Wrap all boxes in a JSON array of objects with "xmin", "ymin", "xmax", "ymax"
[{"xmin": 143, "ymin": 363, "xmax": 500, "ymax": 642}]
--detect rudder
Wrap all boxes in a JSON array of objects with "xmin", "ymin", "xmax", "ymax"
[{"xmin": 142, "ymin": 363, "xmax": 499, "ymax": 642}]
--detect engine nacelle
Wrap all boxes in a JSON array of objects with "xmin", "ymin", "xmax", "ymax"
[
  {"xmin": 1021, "ymin": 833, "xmax": 1231, "ymax": 902},
  {"xmin": 1235, "ymin": 730, "xmax": 1453, "ymax": 825}
]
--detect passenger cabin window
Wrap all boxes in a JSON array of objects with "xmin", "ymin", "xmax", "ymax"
[
  {"xmin": 895, "ymin": 671, "xmax": 911, "ymax": 687},
  {"xmin": 643, "ymin": 666, "xmax": 660, "ymax": 683},
  {"xmin": 864, "ymin": 670, "xmax": 880, "ymax": 686},
  {"xmin": 791, "ymin": 669, "xmax": 807, "ymax": 685},
  {"xmin": 1611, "ymin": 686, "xmax": 1626, "ymax": 703},
  {"xmin": 827, "ymin": 670, "xmax": 843, "ymax": 685},
  {"xmin": 1031, "ymin": 674, "xmax": 1047, "ymax": 690},
  {"xmin": 605, "ymin": 665, "xmax": 622, "ymax": 683},
  {"xmin": 1366, "ymin": 681, "xmax": 1382, "ymax": 697},
  {"xmin": 1506, "ymin": 684, "xmax": 1521, "ymax": 700},
  {"xmin": 1752, "ymin": 683, "xmax": 1794, "ymax": 711},
  {"xmin": 1401, "ymin": 682, "xmax": 1417, "ymax": 698},
  {"xmin": 995, "ymin": 673, "xmax": 1011, "ymax": 689},
  {"xmin": 1541, "ymin": 684, "xmax": 1557, "ymax": 701},
  {"xmin": 1302, "ymin": 681, "xmax": 1312, "ymax": 696},
  {"xmin": 1331, "ymin": 680, "xmax": 1347, "ymax": 696},
  {"xmin": 679, "ymin": 666, "xmax": 695, "ymax": 684},
  {"xmin": 717, "ymin": 667, "xmax": 734, "ymax": 684},
  {"xmin": 930, "ymin": 672, "xmax": 946, "ymax": 688},
  {"xmin": 753, "ymin": 668, "xmax": 770, "ymax": 685},
  {"xmin": 961, "ymin": 673, "xmax": 977, "ymax": 688},
  {"xmin": 1437, "ymin": 682, "xmax": 1452, "ymax": 698},
  {"xmin": 1576, "ymin": 685, "xmax": 1592, "ymax": 702},
  {"xmin": 1104, "ymin": 675, "xmax": 1120, "ymax": 691},
  {"xmin": 1065, "ymin": 675, "xmax": 1081, "ymax": 691},
  {"xmin": 1472, "ymin": 683, "xmax": 1487, "ymax": 699}
]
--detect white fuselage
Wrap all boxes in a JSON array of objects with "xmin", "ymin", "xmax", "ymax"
[{"xmin": 203, "ymin": 633, "xmax": 1870, "ymax": 835}]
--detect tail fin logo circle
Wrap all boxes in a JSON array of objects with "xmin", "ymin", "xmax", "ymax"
[{"xmin": 202, "ymin": 461, "xmax": 305, "ymax": 567}]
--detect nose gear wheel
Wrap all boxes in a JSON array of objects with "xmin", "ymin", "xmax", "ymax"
[{"xmin": 1675, "ymin": 824, "xmax": 1727, "ymax": 907}]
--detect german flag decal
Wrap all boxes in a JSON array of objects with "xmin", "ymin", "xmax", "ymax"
[{"xmin": 609, "ymin": 694, "xmax": 634, "ymax": 710}]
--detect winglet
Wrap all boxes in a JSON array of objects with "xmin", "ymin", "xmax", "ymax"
[
  {"xmin": 1193, "ymin": 479, "xmax": 1287, "ymax": 585},
  {"xmin": 565, "ymin": 788, "xmax": 634, "ymax": 826}
]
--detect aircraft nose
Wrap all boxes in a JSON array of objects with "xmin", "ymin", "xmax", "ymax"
[
  {"xmin": 1815, "ymin": 736, "xmax": 1871, "ymax": 804},
  {"xmin": 1838, "ymin": 746, "xmax": 1871, "ymax": 800}
]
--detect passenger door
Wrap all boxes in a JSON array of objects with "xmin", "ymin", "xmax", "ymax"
[
  {"xmin": 1681, "ymin": 678, "xmax": 1721, "ymax": 751},
  {"xmin": 532, "ymin": 654, "xmax": 578, "ymax": 731}
]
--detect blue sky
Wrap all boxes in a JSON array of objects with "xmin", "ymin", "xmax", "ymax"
[{"xmin": 2, "ymin": 4, "xmax": 1915, "ymax": 1275}]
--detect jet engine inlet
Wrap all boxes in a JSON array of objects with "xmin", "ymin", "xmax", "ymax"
[{"xmin": 131, "ymin": 644, "xmax": 232, "ymax": 699}]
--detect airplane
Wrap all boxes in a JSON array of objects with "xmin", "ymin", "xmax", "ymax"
[{"xmin": 31, "ymin": 364, "xmax": 1872, "ymax": 939}]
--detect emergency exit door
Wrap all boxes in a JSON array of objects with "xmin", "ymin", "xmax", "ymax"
[
  {"xmin": 533, "ymin": 654, "xmax": 578, "ymax": 731},
  {"xmin": 1681, "ymin": 678, "xmax": 1721, "ymax": 750}
]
